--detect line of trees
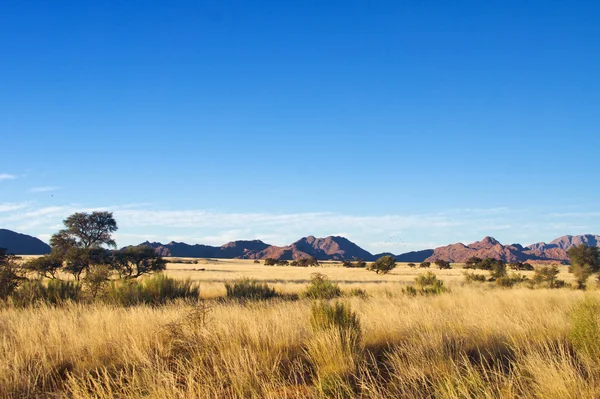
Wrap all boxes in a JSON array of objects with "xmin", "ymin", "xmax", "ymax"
[{"xmin": 0, "ymin": 211, "xmax": 166, "ymax": 300}]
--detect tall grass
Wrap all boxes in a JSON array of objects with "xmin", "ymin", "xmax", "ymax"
[{"xmin": 1, "ymin": 285, "xmax": 598, "ymax": 398}]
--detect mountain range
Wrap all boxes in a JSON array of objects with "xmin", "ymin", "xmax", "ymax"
[{"xmin": 1, "ymin": 227, "xmax": 598, "ymax": 263}]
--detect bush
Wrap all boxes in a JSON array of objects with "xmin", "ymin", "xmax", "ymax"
[
  {"xmin": 495, "ymin": 272, "xmax": 527, "ymax": 288},
  {"xmin": 419, "ymin": 262, "xmax": 431, "ymax": 268},
  {"xmin": 310, "ymin": 301, "xmax": 361, "ymax": 349},
  {"xmin": 342, "ymin": 259, "xmax": 367, "ymax": 268},
  {"xmin": 304, "ymin": 273, "xmax": 342, "ymax": 300},
  {"xmin": 509, "ymin": 262, "xmax": 534, "ymax": 271},
  {"xmin": 347, "ymin": 287, "xmax": 369, "ymax": 299},
  {"xmin": 464, "ymin": 256, "xmax": 482, "ymax": 269},
  {"xmin": 366, "ymin": 255, "xmax": 396, "ymax": 274},
  {"xmin": 263, "ymin": 258, "xmax": 277, "ymax": 266},
  {"xmin": 83, "ymin": 264, "xmax": 112, "ymax": 298},
  {"xmin": 11, "ymin": 279, "xmax": 81, "ymax": 306},
  {"xmin": 434, "ymin": 259, "xmax": 451, "ymax": 270},
  {"xmin": 407, "ymin": 262, "xmax": 416, "ymax": 268},
  {"xmin": 532, "ymin": 265, "xmax": 564, "ymax": 288},
  {"xmin": 253, "ymin": 260, "xmax": 260, "ymax": 264},
  {"xmin": 106, "ymin": 274, "xmax": 200, "ymax": 306},
  {"xmin": 404, "ymin": 271, "xmax": 447, "ymax": 296},
  {"xmin": 488, "ymin": 260, "xmax": 508, "ymax": 280},
  {"xmin": 276, "ymin": 260, "xmax": 290, "ymax": 266},
  {"xmin": 569, "ymin": 296, "xmax": 600, "ymax": 360},
  {"xmin": 0, "ymin": 249, "xmax": 24, "ymax": 299},
  {"xmin": 463, "ymin": 271, "xmax": 486, "ymax": 283},
  {"xmin": 225, "ymin": 278, "xmax": 277, "ymax": 301}
]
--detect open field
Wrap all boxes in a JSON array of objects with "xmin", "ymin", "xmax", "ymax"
[
  {"xmin": 163, "ymin": 258, "xmax": 577, "ymax": 298},
  {"xmin": 2, "ymin": 258, "xmax": 599, "ymax": 398}
]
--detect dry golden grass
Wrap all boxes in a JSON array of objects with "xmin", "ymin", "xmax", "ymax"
[{"xmin": 1, "ymin": 258, "xmax": 593, "ymax": 398}]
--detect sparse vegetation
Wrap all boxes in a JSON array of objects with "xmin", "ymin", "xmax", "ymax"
[
  {"xmin": 419, "ymin": 261, "xmax": 431, "ymax": 268},
  {"xmin": 342, "ymin": 258, "xmax": 367, "ymax": 268},
  {"xmin": 568, "ymin": 244, "xmax": 599, "ymax": 289},
  {"xmin": 303, "ymin": 273, "xmax": 342, "ymax": 299},
  {"xmin": 367, "ymin": 255, "xmax": 396, "ymax": 274},
  {"xmin": 434, "ymin": 259, "xmax": 451, "ymax": 269},
  {"xmin": 225, "ymin": 278, "xmax": 277, "ymax": 301}
]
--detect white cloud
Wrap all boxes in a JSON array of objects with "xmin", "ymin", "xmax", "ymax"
[
  {"xmin": 0, "ymin": 202, "xmax": 30, "ymax": 212},
  {"xmin": 30, "ymin": 186, "xmax": 60, "ymax": 193},
  {"xmin": 0, "ymin": 174, "xmax": 16, "ymax": 181}
]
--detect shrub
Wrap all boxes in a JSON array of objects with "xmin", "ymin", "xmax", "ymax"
[
  {"xmin": 404, "ymin": 271, "xmax": 447, "ymax": 296},
  {"xmin": 276, "ymin": 260, "xmax": 290, "ymax": 266},
  {"xmin": 407, "ymin": 262, "xmax": 416, "ymax": 268},
  {"xmin": 347, "ymin": 287, "xmax": 369, "ymax": 299},
  {"xmin": 105, "ymin": 273, "xmax": 200, "ymax": 306},
  {"xmin": 488, "ymin": 260, "xmax": 508, "ymax": 280},
  {"xmin": 495, "ymin": 272, "xmax": 527, "ymax": 288},
  {"xmin": 464, "ymin": 256, "xmax": 482, "ymax": 269},
  {"xmin": 253, "ymin": 260, "xmax": 260, "ymax": 264},
  {"xmin": 435, "ymin": 259, "xmax": 451, "ymax": 270},
  {"xmin": 0, "ymin": 248, "xmax": 24, "ymax": 299},
  {"xmin": 463, "ymin": 271, "xmax": 486, "ymax": 283},
  {"xmin": 11, "ymin": 279, "xmax": 81, "ymax": 306},
  {"xmin": 263, "ymin": 258, "xmax": 277, "ymax": 266},
  {"xmin": 569, "ymin": 296, "xmax": 600, "ymax": 360},
  {"xmin": 83, "ymin": 264, "xmax": 112, "ymax": 298},
  {"xmin": 568, "ymin": 245, "xmax": 599, "ymax": 289},
  {"xmin": 509, "ymin": 262, "xmax": 534, "ymax": 271},
  {"xmin": 310, "ymin": 301, "xmax": 361, "ymax": 349},
  {"xmin": 225, "ymin": 278, "xmax": 277, "ymax": 301},
  {"xmin": 419, "ymin": 262, "xmax": 431, "ymax": 268},
  {"xmin": 532, "ymin": 265, "xmax": 564, "ymax": 288},
  {"xmin": 366, "ymin": 255, "xmax": 397, "ymax": 274},
  {"xmin": 304, "ymin": 273, "xmax": 342, "ymax": 300},
  {"xmin": 342, "ymin": 258, "xmax": 366, "ymax": 268}
]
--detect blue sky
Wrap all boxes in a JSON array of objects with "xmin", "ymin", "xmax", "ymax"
[{"xmin": 1, "ymin": 1, "xmax": 599, "ymax": 253}]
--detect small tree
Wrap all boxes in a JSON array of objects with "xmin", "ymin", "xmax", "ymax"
[
  {"xmin": 568, "ymin": 245, "xmax": 600, "ymax": 289},
  {"xmin": 367, "ymin": 255, "xmax": 397, "ymax": 274},
  {"xmin": 263, "ymin": 258, "xmax": 277, "ymax": 266},
  {"xmin": 435, "ymin": 259, "xmax": 451, "ymax": 270},
  {"xmin": 0, "ymin": 248, "xmax": 25, "ymax": 299},
  {"xmin": 23, "ymin": 253, "xmax": 63, "ymax": 279},
  {"xmin": 111, "ymin": 245, "xmax": 167, "ymax": 279},
  {"xmin": 464, "ymin": 257, "xmax": 482, "ymax": 269},
  {"xmin": 407, "ymin": 262, "xmax": 416, "ymax": 268},
  {"xmin": 419, "ymin": 261, "xmax": 431, "ymax": 268},
  {"xmin": 532, "ymin": 265, "xmax": 564, "ymax": 288}
]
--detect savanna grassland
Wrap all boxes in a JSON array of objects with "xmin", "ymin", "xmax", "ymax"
[{"xmin": 3, "ymin": 260, "xmax": 600, "ymax": 399}]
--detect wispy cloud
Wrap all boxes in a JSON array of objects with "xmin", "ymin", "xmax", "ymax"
[
  {"xmin": 0, "ymin": 202, "xmax": 30, "ymax": 212},
  {"xmin": 0, "ymin": 174, "xmax": 17, "ymax": 181},
  {"xmin": 30, "ymin": 186, "xmax": 60, "ymax": 193}
]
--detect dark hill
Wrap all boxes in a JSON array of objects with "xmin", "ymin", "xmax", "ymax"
[{"xmin": 0, "ymin": 229, "xmax": 51, "ymax": 255}]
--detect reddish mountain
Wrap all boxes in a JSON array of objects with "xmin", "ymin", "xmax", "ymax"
[
  {"xmin": 247, "ymin": 236, "xmax": 375, "ymax": 260},
  {"xmin": 424, "ymin": 235, "xmax": 600, "ymax": 263}
]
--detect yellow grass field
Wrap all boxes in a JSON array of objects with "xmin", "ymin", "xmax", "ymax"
[{"xmin": 2, "ymin": 259, "xmax": 597, "ymax": 398}]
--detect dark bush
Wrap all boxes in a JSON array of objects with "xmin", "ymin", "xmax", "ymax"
[
  {"xmin": 419, "ymin": 262, "xmax": 431, "ymax": 268},
  {"xmin": 367, "ymin": 255, "xmax": 396, "ymax": 274},
  {"xmin": 304, "ymin": 273, "xmax": 342, "ymax": 300},
  {"xmin": 225, "ymin": 278, "xmax": 277, "ymax": 301},
  {"xmin": 434, "ymin": 259, "xmax": 451, "ymax": 270}
]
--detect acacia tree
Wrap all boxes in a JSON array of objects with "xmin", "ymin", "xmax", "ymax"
[
  {"xmin": 49, "ymin": 211, "xmax": 117, "ymax": 280},
  {"xmin": 367, "ymin": 255, "xmax": 397, "ymax": 274},
  {"xmin": 435, "ymin": 259, "xmax": 451, "ymax": 270},
  {"xmin": 23, "ymin": 253, "xmax": 63, "ymax": 279},
  {"xmin": 568, "ymin": 245, "xmax": 600, "ymax": 289},
  {"xmin": 111, "ymin": 245, "xmax": 167, "ymax": 279}
]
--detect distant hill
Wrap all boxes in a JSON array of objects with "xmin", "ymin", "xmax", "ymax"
[
  {"xmin": 425, "ymin": 234, "xmax": 600, "ymax": 263},
  {"xmin": 394, "ymin": 249, "xmax": 435, "ymax": 262},
  {"xmin": 247, "ymin": 235, "xmax": 375, "ymax": 261},
  {"xmin": 0, "ymin": 229, "xmax": 51, "ymax": 255},
  {"xmin": 139, "ymin": 240, "xmax": 270, "ymax": 258}
]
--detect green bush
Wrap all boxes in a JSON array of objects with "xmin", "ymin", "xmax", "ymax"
[
  {"xmin": 495, "ymin": 272, "xmax": 527, "ymax": 288},
  {"xmin": 404, "ymin": 272, "xmax": 447, "ymax": 296},
  {"xmin": 304, "ymin": 273, "xmax": 342, "ymax": 300},
  {"xmin": 569, "ymin": 296, "xmax": 600, "ymax": 360},
  {"xmin": 105, "ymin": 274, "xmax": 200, "ymax": 306},
  {"xmin": 367, "ymin": 255, "xmax": 397, "ymax": 274},
  {"xmin": 532, "ymin": 265, "xmax": 564, "ymax": 288},
  {"xmin": 347, "ymin": 287, "xmax": 369, "ymax": 299},
  {"xmin": 434, "ymin": 259, "xmax": 451, "ymax": 270},
  {"xmin": 310, "ymin": 301, "xmax": 361, "ymax": 349},
  {"xmin": 462, "ymin": 271, "xmax": 486, "ymax": 283},
  {"xmin": 11, "ymin": 279, "xmax": 81, "ymax": 306},
  {"xmin": 225, "ymin": 278, "xmax": 277, "ymax": 301}
]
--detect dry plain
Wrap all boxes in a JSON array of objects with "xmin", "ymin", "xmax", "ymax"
[{"xmin": 2, "ymin": 258, "xmax": 598, "ymax": 399}]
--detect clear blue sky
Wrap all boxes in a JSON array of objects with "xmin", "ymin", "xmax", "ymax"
[{"xmin": 1, "ymin": 0, "xmax": 599, "ymax": 252}]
